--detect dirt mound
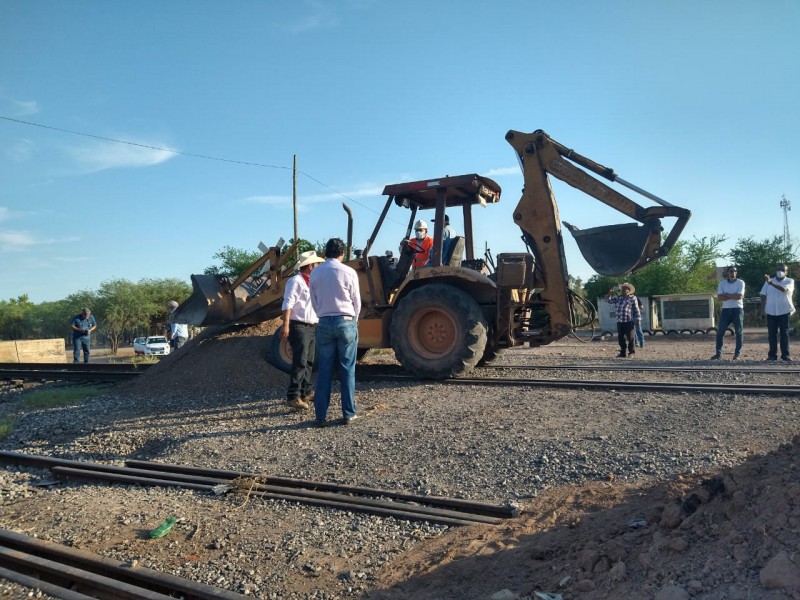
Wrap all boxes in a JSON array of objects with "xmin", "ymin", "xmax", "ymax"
[
  {"xmin": 118, "ymin": 319, "xmax": 287, "ymax": 399},
  {"xmin": 371, "ymin": 437, "xmax": 800, "ymax": 599}
]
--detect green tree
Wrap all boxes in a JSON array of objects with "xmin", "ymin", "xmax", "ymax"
[
  {"xmin": 583, "ymin": 235, "xmax": 726, "ymax": 303},
  {"xmin": 0, "ymin": 295, "xmax": 34, "ymax": 340},
  {"xmin": 729, "ymin": 235, "xmax": 798, "ymax": 299},
  {"xmin": 94, "ymin": 280, "xmax": 150, "ymax": 353},
  {"xmin": 204, "ymin": 245, "xmax": 262, "ymax": 278}
]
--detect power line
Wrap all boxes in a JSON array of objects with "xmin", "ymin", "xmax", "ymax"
[{"xmin": 0, "ymin": 115, "xmax": 382, "ymax": 216}]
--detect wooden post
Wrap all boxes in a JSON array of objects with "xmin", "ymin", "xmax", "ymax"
[{"xmin": 293, "ymin": 154, "xmax": 299, "ymax": 264}]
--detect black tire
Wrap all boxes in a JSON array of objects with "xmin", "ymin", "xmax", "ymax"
[
  {"xmin": 680, "ymin": 329, "xmax": 693, "ymax": 335},
  {"xmin": 390, "ymin": 284, "xmax": 488, "ymax": 379},
  {"xmin": 666, "ymin": 330, "xmax": 679, "ymax": 337},
  {"xmin": 478, "ymin": 347, "xmax": 506, "ymax": 367},
  {"xmin": 269, "ymin": 332, "xmax": 292, "ymax": 374}
]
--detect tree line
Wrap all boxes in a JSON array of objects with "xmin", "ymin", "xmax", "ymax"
[{"xmin": 1, "ymin": 234, "xmax": 795, "ymax": 350}]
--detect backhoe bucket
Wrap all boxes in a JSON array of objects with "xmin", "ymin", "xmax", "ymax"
[
  {"xmin": 172, "ymin": 274, "xmax": 243, "ymax": 327},
  {"xmin": 564, "ymin": 222, "xmax": 653, "ymax": 276}
]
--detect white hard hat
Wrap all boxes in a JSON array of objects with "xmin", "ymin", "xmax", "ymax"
[{"xmin": 414, "ymin": 219, "xmax": 428, "ymax": 230}]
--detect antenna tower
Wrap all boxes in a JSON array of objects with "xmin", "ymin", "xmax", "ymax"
[{"xmin": 781, "ymin": 194, "xmax": 791, "ymax": 250}]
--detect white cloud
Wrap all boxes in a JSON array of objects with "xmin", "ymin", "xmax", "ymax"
[
  {"xmin": 485, "ymin": 166, "xmax": 520, "ymax": 177},
  {"xmin": 13, "ymin": 99, "xmax": 40, "ymax": 116},
  {"xmin": 4, "ymin": 138, "xmax": 35, "ymax": 162},
  {"xmin": 0, "ymin": 229, "xmax": 39, "ymax": 251},
  {"xmin": 243, "ymin": 184, "xmax": 383, "ymax": 207},
  {"xmin": 0, "ymin": 207, "xmax": 10, "ymax": 223},
  {"xmin": 67, "ymin": 139, "xmax": 176, "ymax": 173},
  {"xmin": 289, "ymin": 1, "xmax": 338, "ymax": 33}
]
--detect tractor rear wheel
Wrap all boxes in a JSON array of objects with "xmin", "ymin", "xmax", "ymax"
[{"xmin": 391, "ymin": 284, "xmax": 488, "ymax": 379}]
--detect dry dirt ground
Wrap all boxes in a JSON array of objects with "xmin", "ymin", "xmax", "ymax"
[{"xmin": 2, "ymin": 324, "xmax": 800, "ymax": 599}]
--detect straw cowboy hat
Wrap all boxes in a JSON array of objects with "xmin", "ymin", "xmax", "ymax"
[
  {"xmin": 295, "ymin": 250, "xmax": 325, "ymax": 270},
  {"xmin": 620, "ymin": 282, "xmax": 636, "ymax": 294}
]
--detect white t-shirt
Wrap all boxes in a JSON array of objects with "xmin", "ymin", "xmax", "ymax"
[
  {"xmin": 760, "ymin": 277, "xmax": 796, "ymax": 316},
  {"xmin": 717, "ymin": 278, "xmax": 745, "ymax": 309}
]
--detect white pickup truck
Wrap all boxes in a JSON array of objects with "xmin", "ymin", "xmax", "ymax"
[{"xmin": 133, "ymin": 336, "xmax": 171, "ymax": 357}]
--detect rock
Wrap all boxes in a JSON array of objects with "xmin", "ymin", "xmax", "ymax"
[
  {"xmin": 760, "ymin": 551, "xmax": 800, "ymax": 590},
  {"xmin": 573, "ymin": 579, "xmax": 595, "ymax": 591},
  {"xmin": 490, "ymin": 590, "xmax": 519, "ymax": 600},
  {"xmin": 654, "ymin": 584, "xmax": 690, "ymax": 600},
  {"xmin": 609, "ymin": 561, "xmax": 627, "ymax": 581},
  {"xmin": 578, "ymin": 547, "xmax": 602, "ymax": 572},
  {"xmin": 660, "ymin": 503, "xmax": 683, "ymax": 528},
  {"xmin": 667, "ymin": 536, "xmax": 688, "ymax": 552}
]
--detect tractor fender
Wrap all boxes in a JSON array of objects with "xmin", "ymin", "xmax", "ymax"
[{"xmin": 391, "ymin": 266, "xmax": 497, "ymax": 307}]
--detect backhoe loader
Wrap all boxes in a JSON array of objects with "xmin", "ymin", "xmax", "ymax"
[{"xmin": 173, "ymin": 129, "xmax": 691, "ymax": 379}]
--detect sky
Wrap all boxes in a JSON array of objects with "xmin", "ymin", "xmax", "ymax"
[{"xmin": 1, "ymin": 0, "xmax": 798, "ymax": 303}]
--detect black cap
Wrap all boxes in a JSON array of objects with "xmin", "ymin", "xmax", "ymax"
[{"xmin": 432, "ymin": 214, "xmax": 450, "ymax": 223}]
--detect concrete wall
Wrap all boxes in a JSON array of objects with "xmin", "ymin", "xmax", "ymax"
[{"xmin": 0, "ymin": 339, "xmax": 67, "ymax": 363}]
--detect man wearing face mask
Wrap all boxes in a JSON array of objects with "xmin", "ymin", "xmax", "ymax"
[
  {"xmin": 711, "ymin": 266, "xmax": 745, "ymax": 360},
  {"xmin": 405, "ymin": 219, "xmax": 433, "ymax": 270},
  {"xmin": 760, "ymin": 262, "xmax": 796, "ymax": 361}
]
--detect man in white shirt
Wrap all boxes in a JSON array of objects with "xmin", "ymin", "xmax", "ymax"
[
  {"xmin": 310, "ymin": 238, "xmax": 362, "ymax": 426},
  {"xmin": 167, "ymin": 300, "xmax": 190, "ymax": 350},
  {"xmin": 281, "ymin": 251, "xmax": 324, "ymax": 409},
  {"xmin": 711, "ymin": 266, "xmax": 745, "ymax": 360},
  {"xmin": 760, "ymin": 262, "xmax": 796, "ymax": 361}
]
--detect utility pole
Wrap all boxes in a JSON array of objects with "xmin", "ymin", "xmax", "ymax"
[
  {"xmin": 293, "ymin": 154, "xmax": 299, "ymax": 263},
  {"xmin": 781, "ymin": 194, "xmax": 791, "ymax": 251}
]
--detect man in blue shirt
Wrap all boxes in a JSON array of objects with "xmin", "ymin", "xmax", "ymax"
[{"xmin": 70, "ymin": 307, "xmax": 97, "ymax": 363}]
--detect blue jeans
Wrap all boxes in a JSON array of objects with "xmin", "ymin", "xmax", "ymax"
[
  {"xmin": 634, "ymin": 321, "xmax": 645, "ymax": 347},
  {"xmin": 314, "ymin": 316, "xmax": 358, "ymax": 420},
  {"xmin": 766, "ymin": 313, "xmax": 790, "ymax": 359},
  {"xmin": 715, "ymin": 307, "xmax": 743, "ymax": 355},
  {"xmin": 73, "ymin": 335, "xmax": 90, "ymax": 363}
]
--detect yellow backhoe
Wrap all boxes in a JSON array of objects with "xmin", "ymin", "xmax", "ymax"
[{"xmin": 173, "ymin": 129, "xmax": 691, "ymax": 379}]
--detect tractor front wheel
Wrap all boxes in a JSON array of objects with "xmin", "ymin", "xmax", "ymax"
[{"xmin": 391, "ymin": 284, "xmax": 488, "ymax": 379}]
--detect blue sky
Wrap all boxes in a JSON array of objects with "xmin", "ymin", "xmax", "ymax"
[{"xmin": 1, "ymin": 0, "xmax": 798, "ymax": 303}]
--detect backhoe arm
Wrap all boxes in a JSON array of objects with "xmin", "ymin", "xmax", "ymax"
[{"xmin": 505, "ymin": 129, "xmax": 691, "ymax": 276}]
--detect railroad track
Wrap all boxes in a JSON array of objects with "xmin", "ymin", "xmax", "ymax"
[
  {"xmin": 0, "ymin": 451, "xmax": 516, "ymax": 527},
  {"xmin": 0, "ymin": 528, "xmax": 247, "ymax": 599},
  {"xmin": 0, "ymin": 362, "xmax": 150, "ymax": 382},
  {"xmin": 5, "ymin": 361, "xmax": 798, "ymax": 395}
]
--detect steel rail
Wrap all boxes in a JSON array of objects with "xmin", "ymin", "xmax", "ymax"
[
  {"xmin": 0, "ymin": 362, "xmax": 152, "ymax": 371},
  {"xmin": 125, "ymin": 459, "xmax": 516, "ymax": 518},
  {"xmin": 0, "ymin": 529, "xmax": 247, "ymax": 599},
  {"xmin": 0, "ymin": 368, "xmax": 141, "ymax": 382},
  {"xmin": 52, "ymin": 467, "xmax": 490, "ymax": 525},
  {"xmin": 0, "ymin": 564, "xmax": 95, "ymax": 600},
  {"xmin": 483, "ymin": 363, "xmax": 800, "ymax": 374},
  {"xmin": 441, "ymin": 376, "xmax": 800, "ymax": 395},
  {"xmin": 0, "ymin": 545, "xmax": 177, "ymax": 599},
  {"xmin": 0, "ymin": 451, "xmax": 508, "ymax": 526},
  {"xmin": 51, "ymin": 466, "xmax": 500, "ymax": 526}
]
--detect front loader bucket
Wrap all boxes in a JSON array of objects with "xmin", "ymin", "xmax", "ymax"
[
  {"xmin": 172, "ymin": 274, "xmax": 244, "ymax": 327},
  {"xmin": 563, "ymin": 222, "xmax": 653, "ymax": 276}
]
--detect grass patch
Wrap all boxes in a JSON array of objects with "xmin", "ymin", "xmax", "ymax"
[
  {"xmin": 22, "ymin": 386, "xmax": 106, "ymax": 410},
  {"xmin": 127, "ymin": 355, "xmax": 161, "ymax": 366},
  {"xmin": 0, "ymin": 415, "xmax": 17, "ymax": 441}
]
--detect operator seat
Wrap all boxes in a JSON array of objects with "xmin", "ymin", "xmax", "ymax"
[{"xmin": 442, "ymin": 236, "xmax": 465, "ymax": 267}]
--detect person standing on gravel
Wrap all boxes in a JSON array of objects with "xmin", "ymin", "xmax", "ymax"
[
  {"xmin": 310, "ymin": 238, "xmax": 361, "ymax": 427},
  {"xmin": 711, "ymin": 266, "xmax": 745, "ymax": 360},
  {"xmin": 760, "ymin": 262, "xmax": 795, "ymax": 361},
  {"xmin": 166, "ymin": 301, "xmax": 189, "ymax": 351},
  {"xmin": 634, "ymin": 296, "xmax": 645, "ymax": 349},
  {"xmin": 606, "ymin": 283, "xmax": 640, "ymax": 358},
  {"xmin": 69, "ymin": 307, "xmax": 97, "ymax": 363},
  {"xmin": 280, "ymin": 250, "xmax": 325, "ymax": 411}
]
